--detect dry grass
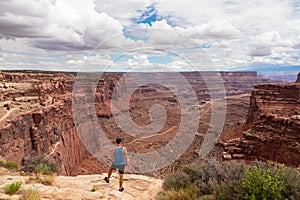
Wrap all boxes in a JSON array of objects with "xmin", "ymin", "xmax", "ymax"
[
  {"xmin": 19, "ymin": 188, "xmax": 41, "ymax": 200},
  {"xmin": 26, "ymin": 173, "xmax": 56, "ymax": 186}
]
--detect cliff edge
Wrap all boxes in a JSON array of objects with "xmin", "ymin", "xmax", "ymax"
[{"xmin": 0, "ymin": 171, "xmax": 162, "ymax": 200}]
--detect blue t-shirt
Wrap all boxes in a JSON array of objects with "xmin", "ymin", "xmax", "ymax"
[{"xmin": 114, "ymin": 146, "xmax": 125, "ymax": 165}]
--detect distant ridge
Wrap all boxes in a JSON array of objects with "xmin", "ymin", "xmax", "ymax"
[
  {"xmin": 0, "ymin": 69, "xmax": 78, "ymax": 75},
  {"xmin": 1, "ymin": 69, "xmax": 257, "ymax": 73}
]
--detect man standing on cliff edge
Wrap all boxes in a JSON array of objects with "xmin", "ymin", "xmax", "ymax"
[{"xmin": 104, "ymin": 138, "xmax": 128, "ymax": 192}]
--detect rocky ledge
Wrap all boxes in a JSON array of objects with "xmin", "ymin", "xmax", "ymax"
[{"xmin": 0, "ymin": 169, "xmax": 162, "ymax": 200}]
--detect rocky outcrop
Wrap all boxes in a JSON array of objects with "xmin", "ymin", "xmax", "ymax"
[
  {"xmin": 296, "ymin": 72, "xmax": 300, "ymax": 83},
  {"xmin": 222, "ymin": 82, "xmax": 300, "ymax": 166},
  {"xmin": 0, "ymin": 72, "xmax": 74, "ymax": 100}
]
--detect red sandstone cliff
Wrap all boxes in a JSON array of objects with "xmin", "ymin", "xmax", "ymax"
[
  {"xmin": 0, "ymin": 98, "xmax": 106, "ymax": 175},
  {"xmin": 222, "ymin": 77, "xmax": 300, "ymax": 166},
  {"xmin": 0, "ymin": 72, "xmax": 117, "ymax": 175}
]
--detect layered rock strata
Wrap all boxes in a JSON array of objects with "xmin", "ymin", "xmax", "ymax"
[
  {"xmin": 0, "ymin": 71, "xmax": 282, "ymax": 175},
  {"xmin": 222, "ymin": 79, "xmax": 300, "ymax": 166}
]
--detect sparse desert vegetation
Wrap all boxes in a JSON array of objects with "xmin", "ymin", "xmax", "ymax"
[
  {"xmin": 22, "ymin": 154, "xmax": 58, "ymax": 175},
  {"xmin": 26, "ymin": 173, "xmax": 56, "ymax": 186},
  {"xmin": 19, "ymin": 188, "xmax": 41, "ymax": 200},
  {"xmin": 91, "ymin": 185, "xmax": 99, "ymax": 192},
  {"xmin": 0, "ymin": 159, "xmax": 20, "ymax": 170},
  {"xmin": 158, "ymin": 160, "xmax": 300, "ymax": 200},
  {"xmin": 3, "ymin": 181, "xmax": 22, "ymax": 195}
]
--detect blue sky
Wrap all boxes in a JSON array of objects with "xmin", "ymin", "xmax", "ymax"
[{"xmin": 0, "ymin": 0, "xmax": 300, "ymax": 78}]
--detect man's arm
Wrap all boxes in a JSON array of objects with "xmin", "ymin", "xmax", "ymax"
[
  {"xmin": 123, "ymin": 147, "xmax": 128, "ymax": 164},
  {"xmin": 111, "ymin": 148, "xmax": 114, "ymax": 163}
]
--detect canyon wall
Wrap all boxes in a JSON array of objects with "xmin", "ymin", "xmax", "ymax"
[
  {"xmin": 223, "ymin": 79, "xmax": 300, "ymax": 166},
  {"xmin": 0, "ymin": 99, "xmax": 106, "ymax": 175},
  {"xmin": 0, "ymin": 72, "xmax": 119, "ymax": 175},
  {"xmin": 0, "ymin": 71, "xmax": 285, "ymax": 175}
]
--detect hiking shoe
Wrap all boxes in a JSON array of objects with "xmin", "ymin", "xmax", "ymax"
[
  {"xmin": 104, "ymin": 177, "xmax": 109, "ymax": 183},
  {"xmin": 119, "ymin": 187, "xmax": 124, "ymax": 192}
]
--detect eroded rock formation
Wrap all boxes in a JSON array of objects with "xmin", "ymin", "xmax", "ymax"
[
  {"xmin": 0, "ymin": 71, "xmax": 283, "ymax": 175},
  {"xmin": 296, "ymin": 72, "xmax": 300, "ymax": 83},
  {"xmin": 0, "ymin": 71, "xmax": 121, "ymax": 175},
  {"xmin": 222, "ymin": 78, "xmax": 300, "ymax": 166}
]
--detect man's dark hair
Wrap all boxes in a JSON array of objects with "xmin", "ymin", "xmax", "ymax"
[{"xmin": 116, "ymin": 138, "xmax": 122, "ymax": 144}]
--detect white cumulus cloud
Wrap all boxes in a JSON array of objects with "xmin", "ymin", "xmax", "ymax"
[
  {"xmin": 0, "ymin": 0, "xmax": 300, "ymax": 72},
  {"xmin": 0, "ymin": 0, "xmax": 134, "ymax": 51},
  {"xmin": 143, "ymin": 19, "xmax": 240, "ymax": 47},
  {"xmin": 248, "ymin": 31, "xmax": 293, "ymax": 57}
]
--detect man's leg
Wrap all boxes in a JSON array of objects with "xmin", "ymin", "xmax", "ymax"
[
  {"xmin": 119, "ymin": 173, "xmax": 123, "ymax": 189},
  {"xmin": 105, "ymin": 166, "xmax": 115, "ymax": 183},
  {"xmin": 108, "ymin": 168, "xmax": 113, "ymax": 179},
  {"xmin": 118, "ymin": 164, "xmax": 125, "ymax": 191}
]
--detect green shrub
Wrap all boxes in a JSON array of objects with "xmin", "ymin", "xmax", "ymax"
[
  {"xmin": 182, "ymin": 164, "xmax": 202, "ymax": 183},
  {"xmin": 206, "ymin": 159, "xmax": 223, "ymax": 180},
  {"xmin": 198, "ymin": 178, "xmax": 219, "ymax": 196},
  {"xmin": 215, "ymin": 180, "xmax": 245, "ymax": 200},
  {"xmin": 163, "ymin": 171, "xmax": 191, "ymax": 191},
  {"xmin": 242, "ymin": 164, "xmax": 285, "ymax": 200},
  {"xmin": 23, "ymin": 155, "xmax": 58, "ymax": 175},
  {"xmin": 5, "ymin": 160, "xmax": 20, "ymax": 170},
  {"xmin": 222, "ymin": 161, "xmax": 245, "ymax": 181},
  {"xmin": 215, "ymin": 161, "xmax": 246, "ymax": 200},
  {"xmin": 188, "ymin": 160, "xmax": 223, "ymax": 195},
  {"xmin": 19, "ymin": 189, "xmax": 41, "ymax": 200},
  {"xmin": 162, "ymin": 160, "xmax": 246, "ymax": 198},
  {"xmin": 91, "ymin": 185, "xmax": 99, "ymax": 192},
  {"xmin": 198, "ymin": 194, "xmax": 216, "ymax": 200},
  {"xmin": 160, "ymin": 160, "xmax": 300, "ymax": 200},
  {"xmin": 0, "ymin": 159, "xmax": 6, "ymax": 167},
  {"xmin": 4, "ymin": 181, "xmax": 22, "ymax": 195},
  {"xmin": 0, "ymin": 160, "xmax": 20, "ymax": 170},
  {"xmin": 34, "ymin": 163, "xmax": 51, "ymax": 175},
  {"xmin": 282, "ymin": 166, "xmax": 300, "ymax": 200},
  {"xmin": 158, "ymin": 184, "xmax": 199, "ymax": 200}
]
